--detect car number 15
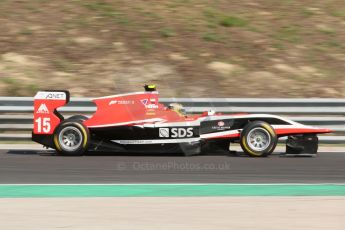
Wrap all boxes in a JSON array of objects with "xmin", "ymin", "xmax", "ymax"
[{"xmin": 35, "ymin": 117, "xmax": 51, "ymax": 133}]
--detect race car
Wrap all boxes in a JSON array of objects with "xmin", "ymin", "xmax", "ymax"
[{"xmin": 32, "ymin": 85, "xmax": 331, "ymax": 157}]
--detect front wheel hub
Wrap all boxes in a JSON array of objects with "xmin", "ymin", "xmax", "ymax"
[{"xmin": 247, "ymin": 127, "xmax": 271, "ymax": 151}]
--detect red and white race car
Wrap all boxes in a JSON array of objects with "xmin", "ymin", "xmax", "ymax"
[{"xmin": 32, "ymin": 85, "xmax": 331, "ymax": 157}]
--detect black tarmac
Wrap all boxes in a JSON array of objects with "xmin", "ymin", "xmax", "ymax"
[{"xmin": 0, "ymin": 150, "xmax": 344, "ymax": 184}]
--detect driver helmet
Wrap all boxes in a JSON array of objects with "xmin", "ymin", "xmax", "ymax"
[{"xmin": 168, "ymin": 103, "xmax": 186, "ymax": 115}]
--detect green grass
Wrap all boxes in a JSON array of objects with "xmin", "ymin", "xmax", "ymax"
[
  {"xmin": 273, "ymin": 43, "xmax": 285, "ymax": 50},
  {"xmin": 1, "ymin": 0, "xmax": 344, "ymax": 98},
  {"xmin": 167, "ymin": 0, "xmax": 192, "ymax": 9},
  {"xmin": 1, "ymin": 77, "xmax": 16, "ymax": 85},
  {"xmin": 324, "ymin": 40, "xmax": 344, "ymax": 49},
  {"xmin": 27, "ymin": 84, "xmax": 39, "ymax": 95},
  {"xmin": 203, "ymin": 8, "xmax": 248, "ymax": 28},
  {"xmin": 202, "ymin": 32, "xmax": 223, "ymax": 42},
  {"xmin": 203, "ymin": 7, "xmax": 219, "ymax": 20},
  {"xmin": 115, "ymin": 15, "xmax": 130, "ymax": 25},
  {"xmin": 83, "ymin": 1, "xmax": 114, "ymax": 12},
  {"xmin": 318, "ymin": 27, "xmax": 336, "ymax": 36},
  {"xmin": 330, "ymin": 10, "xmax": 345, "ymax": 19},
  {"xmin": 274, "ymin": 26, "xmax": 301, "ymax": 43},
  {"xmin": 301, "ymin": 8, "xmax": 315, "ymax": 17},
  {"xmin": 1, "ymin": 77, "xmax": 21, "ymax": 95},
  {"xmin": 18, "ymin": 28, "xmax": 33, "ymax": 35},
  {"xmin": 51, "ymin": 58, "xmax": 73, "ymax": 72},
  {"xmin": 140, "ymin": 38, "xmax": 154, "ymax": 52},
  {"xmin": 1, "ymin": 75, "xmax": 38, "ymax": 96},
  {"xmin": 82, "ymin": 1, "xmax": 129, "ymax": 23},
  {"xmin": 219, "ymin": 15, "xmax": 248, "ymax": 27},
  {"xmin": 74, "ymin": 18, "xmax": 89, "ymax": 27},
  {"xmin": 159, "ymin": 27, "xmax": 176, "ymax": 38},
  {"xmin": 137, "ymin": 10, "xmax": 161, "ymax": 20}
]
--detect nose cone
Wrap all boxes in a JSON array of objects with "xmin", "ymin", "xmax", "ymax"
[{"xmin": 317, "ymin": 128, "xmax": 332, "ymax": 133}]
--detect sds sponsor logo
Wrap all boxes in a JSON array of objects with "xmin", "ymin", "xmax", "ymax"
[
  {"xmin": 159, "ymin": 127, "xmax": 194, "ymax": 138},
  {"xmin": 159, "ymin": 128, "xmax": 169, "ymax": 137}
]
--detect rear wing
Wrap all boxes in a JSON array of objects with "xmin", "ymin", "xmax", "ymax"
[{"xmin": 33, "ymin": 91, "xmax": 70, "ymax": 135}]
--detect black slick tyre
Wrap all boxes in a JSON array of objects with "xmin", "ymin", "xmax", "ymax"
[
  {"xmin": 53, "ymin": 120, "xmax": 90, "ymax": 156},
  {"xmin": 240, "ymin": 121, "xmax": 278, "ymax": 157}
]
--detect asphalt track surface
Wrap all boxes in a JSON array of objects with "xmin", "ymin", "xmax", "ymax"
[{"xmin": 0, "ymin": 149, "xmax": 344, "ymax": 184}]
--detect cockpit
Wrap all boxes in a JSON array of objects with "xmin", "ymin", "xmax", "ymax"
[{"xmin": 168, "ymin": 103, "xmax": 187, "ymax": 116}]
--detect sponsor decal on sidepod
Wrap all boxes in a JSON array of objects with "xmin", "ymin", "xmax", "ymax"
[{"xmin": 159, "ymin": 127, "xmax": 194, "ymax": 138}]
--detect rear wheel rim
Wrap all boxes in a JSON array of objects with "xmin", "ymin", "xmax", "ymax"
[
  {"xmin": 58, "ymin": 126, "xmax": 83, "ymax": 152},
  {"xmin": 246, "ymin": 127, "xmax": 271, "ymax": 152}
]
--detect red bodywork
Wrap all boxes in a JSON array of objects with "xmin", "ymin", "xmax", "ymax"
[
  {"xmin": 83, "ymin": 91, "xmax": 331, "ymax": 138},
  {"xmin": 33, "ymin": 90, "xmax": 331, "ymax": 138},
  {"xmin": 84, "ymin": 92, "xmax": 199, "ymax": 128},
  {"xmin": 33, "ymin": 91, "xmax": 69, "ymax": 135}
]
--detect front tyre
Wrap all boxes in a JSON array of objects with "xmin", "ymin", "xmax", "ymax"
[
  {"xmin": 240, "ymin": 121, "xmax": 277, "ymax": 157},
  {"xmin": 53, "ymin": 121, "xmax": 90, "ymax": 156}
]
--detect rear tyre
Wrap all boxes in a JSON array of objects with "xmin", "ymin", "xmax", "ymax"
[
  {"xmin": 53, "ymin": 121, "xmax": 90, "ymax": 156},
  {"xmin": 240, "ymin": 121, "xmax": 277, "ymax": 157}
]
